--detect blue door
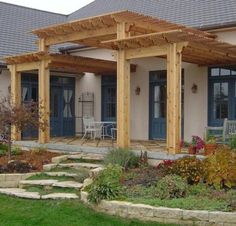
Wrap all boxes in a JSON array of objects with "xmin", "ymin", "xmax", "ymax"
[
  {"xmin": 21, "ymin": 74, "xmax": 75, "ymax": 139},
  {"xmin": 208, "ymin": 67, "xmax": 236, "ymax": 127},
  {"xmin": 149, "ymin": 71, "xmax": 184, "ymax": 140},
  {"xmin": 21, "ymin": 74, "xmax": 38, "ymax": 139},
  {"xmin": 149, "ymin": 73, "xmax": 167, "ymax": 139},
  {"xmin": 50, "ymin": 86, "xmax": 62, "ymax": 137},
  {"xmin": 50, "ymin": 76, "xmax": 75, "ymax": 137}
]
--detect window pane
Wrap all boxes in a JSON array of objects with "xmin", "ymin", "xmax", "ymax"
[
  {"xmin": 221, "ymin": 68, "xmax": 230, "ymax": 76},
  {"xmin": 211, "ymin": 68, "xmax": 220, "ymax": 76}
]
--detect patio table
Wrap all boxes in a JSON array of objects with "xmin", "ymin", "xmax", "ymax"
[{"xmin": 92, "ymin": 121, "xmax": 116, "ymax": 139}]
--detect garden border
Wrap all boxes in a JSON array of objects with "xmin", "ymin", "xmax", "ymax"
[{"xmin": 81, "ymin": 191, "xmax": 236, "ymax": 226}]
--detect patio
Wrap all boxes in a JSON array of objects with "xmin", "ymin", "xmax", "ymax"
[{"xmin": 50, "ymin": 137, "xmax": 166, "ymax": 152}]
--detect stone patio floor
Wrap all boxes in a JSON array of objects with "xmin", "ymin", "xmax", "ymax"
[{"xmin": 50, "ymin": 137, "xmax": 167, "ymax": 152}]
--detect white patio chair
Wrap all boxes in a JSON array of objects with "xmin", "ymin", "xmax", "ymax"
[
  {"xmin": 206, "ymin": 118, "xmax": 236, "ymax": 143},
  {"xmin": 81, "ymin": 116, "xmax": 102, "ymax": 140}
]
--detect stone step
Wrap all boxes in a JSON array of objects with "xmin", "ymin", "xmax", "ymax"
[
  {"xmin": 52, "ymin": 181, "xmax": 83, "ymax": 189},
  {"xmin": 44, "ymin": 172, "xmax": 78, "ymax": 177},
  {"xmin": 19, "ymin": 180, "xmax": 58, "ymax": 187},
  {"xmin": 58, "ymin": 163, "xmax": 102, "ymax": 169},
  {"xmin": 0, "ymin": 188, "xmax": 78, "ymax": 200},
  {"xmin": 0, "ymin": 188, "xmax": 40, "ymax": 199},
  {"xmin": 41, "ymin": 193, "xmax": 78, "ymax": 200},
  {"xmin": 67, "ymin": 154, "xmax": 104, "ymax": 161},
  {"xmin": 19, "ymin": 179, "xmax": 83, "ymax": 190}
]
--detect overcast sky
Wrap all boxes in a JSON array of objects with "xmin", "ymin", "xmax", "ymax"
[{"xmin": 1, "ymin": 0, "xmax": 94, "ymax": 14}]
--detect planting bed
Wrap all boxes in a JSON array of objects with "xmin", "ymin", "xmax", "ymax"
[{"xmin": 0, "ymin": 150, "xmax": 60, "ymax": 173}]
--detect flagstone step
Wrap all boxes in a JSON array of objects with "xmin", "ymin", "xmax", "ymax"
[
  {"xmin": 0, "ymin": 188, "xmax": 78, "ymax": 200},
  {"xmin": 19, "ymin": 179, "xmax": 84, "ymax": 190},
  {"xmin": 44, "ymin": 172, "xmax": 78, "ymax": 177},
  {"xmin": 41, "ymin": 193, "xmax": 78, "ymax": 200},
  {"xmin": 0, "ymin": 188, "xmax": 40, "ymax": 199},
  {"xmin": 19, "ymin": 180, "xmax": 58, "ymax": 187},
  {"xmin": 58, "ymin": 163, "xmax": 102, "ymax": 169},
  {"xmin": 52, "ymin": 181, "xmax": 83, "ymax": 189},
  {"xmin": 67, "ymin": 154, "xmax": 104, "ymax": 161}
]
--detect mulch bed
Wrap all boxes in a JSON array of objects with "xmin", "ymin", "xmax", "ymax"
[
  {"xmin": 122, "ymin": 166, "xmax": 166, "ymax": 187},
  {"xmin": 0, "ymin": 150, "xmax": 60, "ymax": 173}
]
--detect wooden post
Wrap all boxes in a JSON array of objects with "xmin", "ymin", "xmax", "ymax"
[
  {"xmin": 39, "ymin": 38, "xmax": 49, "ymax": 52},
  {"xmin": 9, "ymin": 65, "xmax": 21, "ymax": 141},
  {"xmin": 117, "ymin": 22, "xmax": 131, "ymax": 148},
  {"xmin": 166, "ymin": 43, "xmax": 182, "ymax": 154},
  {"xmin": 38, "ymin": 60, "xmax": 50, "ymax": 143}
]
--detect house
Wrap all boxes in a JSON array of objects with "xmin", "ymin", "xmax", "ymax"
[{"xmin": 1, "ymin": 0, "xmax": 236, "ymax": 153}]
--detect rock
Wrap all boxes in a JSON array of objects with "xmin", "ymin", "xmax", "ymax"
[
  {"xmin": 43, "ymin": 164, "xmax": 57, "ymax": 171},
  {"xmin": 19, "ymin": 179, "xmax": 57, "ymax": 186},
  {"xmin": 51, "ymin": 156, "xmax": 68, "ymax": 164},
  {"xmin": 53, "ymin": 181, "xmax": 83, "ymax": 189},
  {"xmin": 183, "ymin": 210, "xmax": 209, "ymax": 221},
  {"xmin": 80, "ymin": 191, "xmax": 89, "ymax": 203},
  {"xmin": 83, "ymin": 178, "xmax": 93, "ymax": 188},
  {"xmin": 14, "ymin": 192, "xmax": 41, "ymax": 199},
  {"xmin": 58, "ymin": 163, "xmax": 102, "ymax": 169},
  {"xmin": 41, "ymin": 193, "xmax": 78, "ymax": 200},
  {"xmin": 45, "ymin": 172, "xmax": 77, "ymax": 177},
  {"xmin": 153, "ymin": 207, "xmax": 183, "ymax": 219},
  {"xmin": 89, "ymin": 167, "xmax": 104, "ymax": 177}
]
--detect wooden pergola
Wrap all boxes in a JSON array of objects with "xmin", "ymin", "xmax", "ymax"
[{"xmin": 5, "ymin": 11, "xmax": 236, "ymax": 153}]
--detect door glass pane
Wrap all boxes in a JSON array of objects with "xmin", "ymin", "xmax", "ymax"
[
  {"xmin": 213, "ymin": 82, "xmax": 228, "ymax": 120},
  {"xmin": 53, "ymin": 95, "xmax": 58, "ymax": 117},
  {"xmin": 105, "ymin": 87, "xmax": 116, "ymax": 119},
  {"xmin": 63, "ymin": 89, "xmax": 73, "ymax": 118},
  {"xmin": 221, "ymin": 69, "xmax": 230, "ymax": 76},
  {"xmin": 154, "ymin": 85, "xmax": 166, "ymax": 119}
]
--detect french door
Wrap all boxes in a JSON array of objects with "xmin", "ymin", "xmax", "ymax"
[{"xmin": 208, "ymin": 67, "xmax": 236, "ymax": 127}]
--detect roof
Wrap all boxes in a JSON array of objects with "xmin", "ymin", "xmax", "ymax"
[
  {"xmin": 69, "ymin": 0, "xmax": 236, "ymax": 30},
  {"xmin": 0, "ymin": 2, "xmax": 66, "ymax": 62},
  {"xmin": 2, "ymin": 0, "xmax": 236, "ymax": 63}
]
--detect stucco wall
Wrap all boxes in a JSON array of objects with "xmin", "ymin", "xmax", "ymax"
[
  {"xmin": 0, "ymin": 69, "xmax": 10, "ymax": 97},
  {"xmin": 72, "ymin": 49, "xmax": 208, "ymax": 141}
]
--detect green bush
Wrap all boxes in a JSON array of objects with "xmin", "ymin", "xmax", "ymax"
[
  {"xmin": 203, "ymin": 148, "xmax": 236, "ymax": 188},
  {"xmin": 229, "ymin": 136, "xmax": 236, "ymax": 150},
  {"xmin": 170, "ymin": 157, "xmax": 204, "ymax": 184},
  {"xmin": 11, "ymin": 146, "xmax": 21, "ymax": 156},
  {"xmin": 104, "ymin": 148, "xmax": 139, "ymax": 169},
  {"xmin": 188, "ymin": 183, "xmax": 211, "ymax": 196},
  {"xmin": 155, "ymin": 175, "xmax": 188, "ymax": 199},
  {"xmin": 87, "ymin": 164, "xmax": 123, "ymax": 203}
]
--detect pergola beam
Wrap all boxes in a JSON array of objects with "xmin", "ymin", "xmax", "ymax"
[{"xmin": 42, "ymin": 26, "xmax": 117, "ymax": 46}]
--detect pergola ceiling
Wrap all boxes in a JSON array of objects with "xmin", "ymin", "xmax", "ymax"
[
  {"xmin": 31, "ymin": 11, "xmax": 236, "ymax": 66},
  {"xmin": 5, "ymin": 52, "xmax": 136, "ymax": 74}
]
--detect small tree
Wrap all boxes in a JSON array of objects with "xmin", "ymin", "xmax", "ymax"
[{"xmin": 0, "ymin": 96, "xmax": 48, "ymax": 160}]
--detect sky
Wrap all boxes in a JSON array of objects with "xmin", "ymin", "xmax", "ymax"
[{"xmin": 1, "ymin": 0, "xmax": 94, "ymax": 14}]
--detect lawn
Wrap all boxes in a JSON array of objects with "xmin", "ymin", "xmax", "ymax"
[{"xmin": 0, "ymin": 195, "xmax": 178, "ymax": 226}]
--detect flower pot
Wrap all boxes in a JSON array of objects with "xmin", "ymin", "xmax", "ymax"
[
  {"xmin": 188, "ymin": 146, "xmax": 197, "ymax": 155},
  {"xmin": 205, "ymin": 144, "xmax": 217, "ymax": 155}
]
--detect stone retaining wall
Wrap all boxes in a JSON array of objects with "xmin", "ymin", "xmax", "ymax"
[
  {"xmin": 80, "ymin": 191, "xmax": 236, "ymax": 226},
  {"xmin": 0, "ymin": 173, "xmax": 37, "ymax": 188}
]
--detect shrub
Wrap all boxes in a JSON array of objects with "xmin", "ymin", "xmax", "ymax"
[
  {"xmin": 170, "ymin": 156, "xmax": 204, "ymax": 184},
  {"xmin": 188, "ymin": 183, "xmax": 211, "ymax": 196},
  {"xmin": 155, "ymin": 175, "xmax": 188, "ymax": 199},
  {"xmin": 229, "ymin": 135, "xmax": 236, "ymax": 150},
  {"xmin": 104, "ymin": 148, "xmax": 139, "ymax": 169},
  {"xmin": 203, "ymin": 148, "xmax": 236, "ymax": 188},
  {"xmin": 87, "ymin": 164, "xmax": 123, "ymax": 203}
]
